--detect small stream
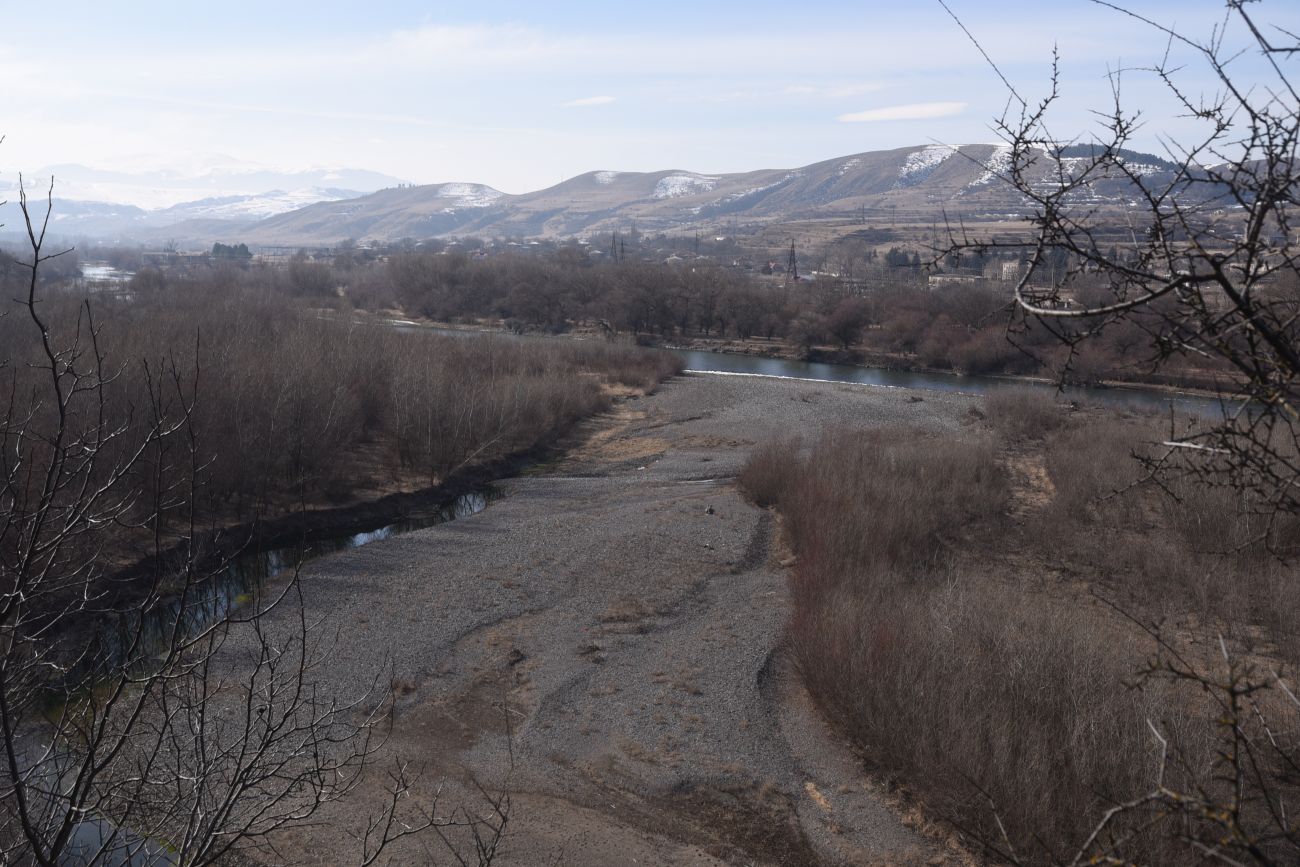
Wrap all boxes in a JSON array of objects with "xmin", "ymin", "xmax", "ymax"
[
  {"xmin": 110, "ymin": 490, "xmax": 496, "ymax": 665},
  {"xmin": 52, "ymin": 492, "xmax": 500, "ymax": 867}
]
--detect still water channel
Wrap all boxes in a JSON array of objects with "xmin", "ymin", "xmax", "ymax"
[
  {"xmin": 109, "ymin": 491, "xmax": 495, "ymax": 668},
  {"xmin": 401, "ymin": 323, "xmax": 1233, "ymax": 417},
  {"xmin": 671, "ymin": 347, "xmax": 1232, "ymax": 418}
]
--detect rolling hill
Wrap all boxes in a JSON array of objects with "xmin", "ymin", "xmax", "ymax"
[
  {"xmin": 238, "ymin": 143, "xmax": 1185, "ymax": 246},
  {"xmin": 4, "ymin": 145, "xmax": 1190, "ymax": 247}
]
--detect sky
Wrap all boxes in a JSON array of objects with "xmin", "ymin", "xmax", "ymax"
[{"xmin": 1, "ymin": 0, "xmax": 1297, "ymax": 203}]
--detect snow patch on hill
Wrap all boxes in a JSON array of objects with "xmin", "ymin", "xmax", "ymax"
[
  {"xmin": 148, "ymin": 187, "xmax": 367, "ymax": 222},
  {"xmin": 969, "ymin": 145, "xmax": 1012, "ymax": 187},
  {"xmin": 594, "ymin": 171, "xmax": 620, "ymax": 185},
  {"xmin": 437, "ymin": 183, "xmax": 502, "ymax": 208},
  {"xmin": 838, "ymin": 157, "xmax": 861, "ymax": 177},
  {"xmin": 653, "ymin": 174, "xmax": 720, "ymax": 199},
  {"xmin": 895, "ymin": 145, "xmax": 953, "ymax": 188},
  {"xmin": 719, "ymin": 179, "xmax": 785, "ymax": 204},
  {"xmin": 186, "ymin": 189, "xmax": 351, "ymax": 220},
  {"xmin": 1122, "ymin": 161, "xmax": 1167, "ymax": 176}
]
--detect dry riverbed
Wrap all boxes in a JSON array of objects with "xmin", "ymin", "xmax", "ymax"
[{"xmin": 253, "ymin": 373, "xmax": 983, "ymax": 866}]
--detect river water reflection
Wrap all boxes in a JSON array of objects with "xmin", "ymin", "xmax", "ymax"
[
  {"xmin": 395, "ymin": 323, "xmax": 1233, "ymax": 418},
  {"xmin": 671, "ymin": 348, "xmax": 1233, "ymax": 418}
]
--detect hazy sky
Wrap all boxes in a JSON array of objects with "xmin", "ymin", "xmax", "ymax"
[{"xmin": 2, "ymin": 0, "xmax": 1296, "ymax": 197}]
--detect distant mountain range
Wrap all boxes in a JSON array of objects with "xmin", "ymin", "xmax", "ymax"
[
  {"xmin": 3, "ymin": 160, "xmax": 408, "ymax": 208},
  {"xmin": 0, "ymin": 160, "xmax": 407, "ymax": 244},
  {"xmin": 0, "ymin": 145, "xmax": 1188, "ymax": 248}
]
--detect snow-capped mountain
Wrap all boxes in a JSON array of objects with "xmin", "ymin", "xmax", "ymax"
[
  {"xmin": 3, "ymin": 159, "xmax": 408, "ymax": 210},
  {"xmin": 245, "ymin": 143, "xmax": 1187, "ymax": 245},
  {"xmin": 0, "ymin": 160, "xmax": 411, "ymax": 242},
  {"xmin": 154, "ymin": 188, "xmax": 376, "ymax": 222}
]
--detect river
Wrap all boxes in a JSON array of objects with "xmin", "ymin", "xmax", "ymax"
[
  {"xmin": 108, "ymin": 491, "xmax": 495, "ymax": 667},
  {"xmin": 671, "ymin": 348, "xmax": 1233, "ymax": 417},
  {"xmin": 392, "ymin": 322, "xmax": 1232, "ymax": 417},
  {"xmin": 79, "ymin": 262, "xmax": 134, "ymax": 283},
  {"xmin": 60, "ymin": 327, "xmax": 1231, "ymax": 863},
  {"xmin": 149, "ymin": 336, "xmax": 1226, "ymax": 647}
]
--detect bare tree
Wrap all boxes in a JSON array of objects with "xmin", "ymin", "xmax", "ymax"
[
  {"xmin": 0, "ymin": 183, "xmax": 462, "ymax": 864},
  {"xmin": 943, "ymin": 0, "xmax": 1300, "ymax": 537}
]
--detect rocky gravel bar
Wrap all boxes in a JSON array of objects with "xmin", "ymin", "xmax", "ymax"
[{"xmin": 250, "ymin": 372, "xmax": 981, "ymax": 866}]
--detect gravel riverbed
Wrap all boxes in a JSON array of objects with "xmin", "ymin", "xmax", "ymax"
[{"xmin": 246, "ymin": 372, "xmax": 981, "ymax": 866}]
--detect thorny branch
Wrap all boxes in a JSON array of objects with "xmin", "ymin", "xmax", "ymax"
[{"xmin": 941, "ymin": 0, "xmax": 1300, "ymax": 542}]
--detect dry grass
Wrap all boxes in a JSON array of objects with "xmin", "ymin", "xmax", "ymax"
[
  {"xmin": 742, "ymin": 427, "xmax": 1218, "ymax": 864},
  {"xmin": 983, "ymin": 388, "xmax": 1068, "ymax": 442},
  {"xmin": 1031, "ymin": 413, "xmax": 1300, "ymax": 667}
]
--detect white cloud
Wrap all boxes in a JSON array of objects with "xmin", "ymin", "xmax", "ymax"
[
  {"xmin": 561, "ymin": 95, "xmax": 616, "ymax": 108},
  {"xmin": 838, "ymin": 101, "xmax": 967, "ymax": 123},
  {"xmin": 0, "ymin": 4, "xmax": 1266, "ymax": 195},
  {"xmin": 784, "ymin": 82, "xmax": 884, "ymax": 98},
  {"xmin": 824, "ymin": 82, "xmax": 887, "ymax": 98}
]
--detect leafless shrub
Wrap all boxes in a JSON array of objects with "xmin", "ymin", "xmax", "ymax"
[
  {"xmin": 1063, "ymin": 618, "xmax": 1300, "ymax": 867},
  {"xmin": 1041, "ymin": 420, "xmax": 1149, "ymax": 524},
  {"xmin": 984, "ymin": 388, "xmax": 1068, "ymax": 442},
  {"xmin": 776, "ymin": 429, "xmax": 1005, "ymax": 579},
  {"xmin": 743, "ymin": 429, "xmax": 1216, "ymax": 864},
  {"xmin": 1028, "ymin": 417, "xmax": 1300, "ymax": 684},
  {"xmin": 736, "ymin": 436, "xmax": 802, "ymax": 507}
]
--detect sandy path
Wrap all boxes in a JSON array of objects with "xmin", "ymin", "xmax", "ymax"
[{"xmin": 257, "ymin": 373, "xmax": 980, "ymax": 865}]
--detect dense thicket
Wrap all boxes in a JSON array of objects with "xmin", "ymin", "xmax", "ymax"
[
  {"xmin": 47, "ymin": 236, "xmax": 1233, "ymax": 386},
  {"xmin": 0, "ymin": 268, "xmax": 681, "ymax": 541},
  {"xmin": 330, "ymin": 245, "xmax": 1221, "ymax": 384},
  {"xmin": 739, "ymin": 399, "xmax": 1300, "ymax": 864}
]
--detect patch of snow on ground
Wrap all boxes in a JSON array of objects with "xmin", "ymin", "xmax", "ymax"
[
  {"xmin": 837, "ymin": 158, "xmax": 861, "ymax": 177},
  {"xmin": 1122, "ymin": 162, "xmax": 1167, "ymax": 177},
  {"xmin": 151, "ymin": 188, "xmax": 358, "ymax": 221},
  {"xmin": 895, "ymin": 145, "xmax": 953, "ymax": 187},
  {"xmin": 970, "ymin": 145, "xmax": 1012, "ymax": 186},
  {"xmin": 438, "ymin": 183, "xmax": 502, "ymax": 208},
  {"xmin": 209, "ymin": 189, "xmax": 339, "ymax": 219},
  {"xmin": 718, "ymin": 178, "xmax": 787, "ymax": 203},
  {"xmin": 594, "ymin": 171, "xmax": 620, "ymax": 185},
  {"xmin": 1058, "ymin": 156, "xmax": 1088, "ymax": 177},
  {"xmin": 653, "ymin": 174, "xmax": 720, "ymax": 199}
]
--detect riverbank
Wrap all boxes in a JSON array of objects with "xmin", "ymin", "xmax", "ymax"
[
  {"xmin": 658, "ymin": 334, "xmax": 1231, "ymax": 401},
  {"xmin": 90, "ymin": 375, "xmax": 673, "ymax": 653}
]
